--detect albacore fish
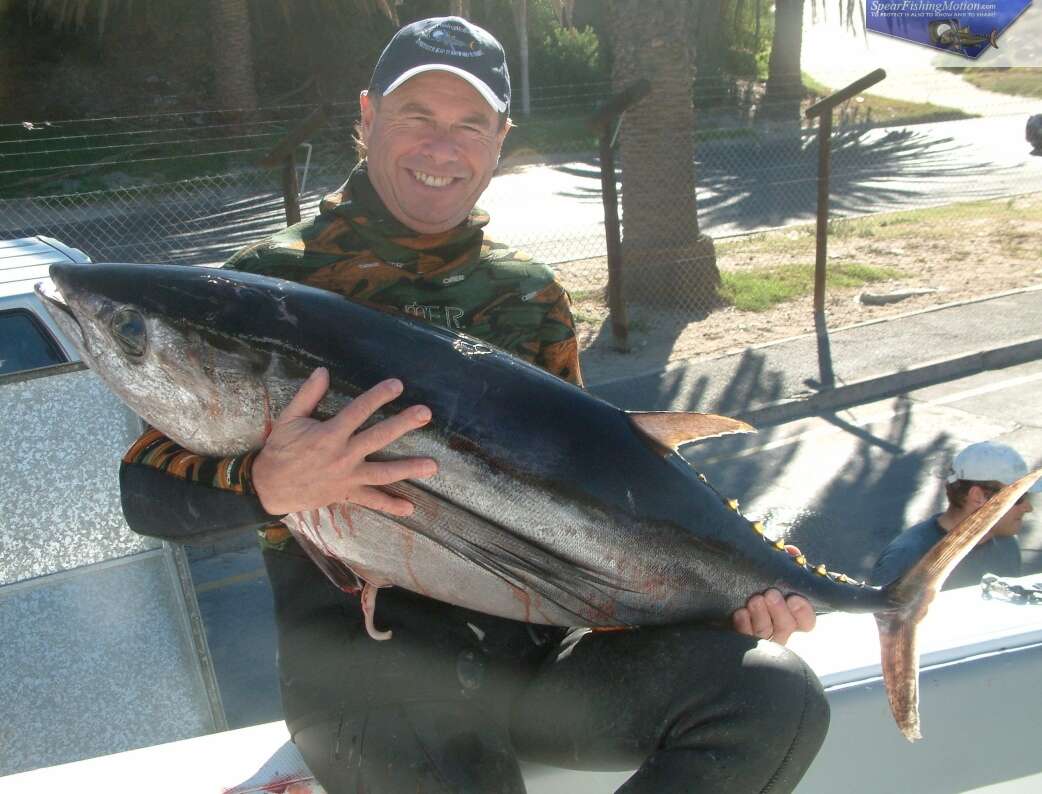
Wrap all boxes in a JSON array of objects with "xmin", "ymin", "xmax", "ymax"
[{"xmin": 38, "ymin": 262, "xmax": 1040, "ymax": 741}]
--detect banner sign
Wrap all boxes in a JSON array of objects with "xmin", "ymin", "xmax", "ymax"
[{"xmin": 866, "ymin": 0, "xmax": 1034, "ymax": 58}]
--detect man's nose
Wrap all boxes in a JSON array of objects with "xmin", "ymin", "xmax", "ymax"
[{"xmin": 420, "ymin": 129, "xmax": 459, "ymax": 163}]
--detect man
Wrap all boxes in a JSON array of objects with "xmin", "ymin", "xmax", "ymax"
[
  {"xmin": 873, "ymin": 440, "xmax": 1038, "ymax": 589},
  {"xmin": 121, "ymin": 17, "xmax": 827, "ymax": 793}
]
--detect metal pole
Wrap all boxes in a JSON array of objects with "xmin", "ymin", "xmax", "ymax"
[{"xmin": 813, "ymin": 111, "xmax": 832, "ymax": 318}]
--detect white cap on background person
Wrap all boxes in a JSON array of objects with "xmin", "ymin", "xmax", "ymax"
[{"xmin": 946, "ymin": 441, "xmax": 1042, "ymax": 492}]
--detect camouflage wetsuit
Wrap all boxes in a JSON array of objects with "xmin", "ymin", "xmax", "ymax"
[{"xmin": 120, "ymin": 164, "xmax": 829, "ymax": 794}]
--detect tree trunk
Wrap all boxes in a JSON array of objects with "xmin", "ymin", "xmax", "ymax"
[
  {"xmin": 761, "ymin": 0, "xmax": 805, "ymax": 121},
  {"xmin": 694, "ymin": 0, "xmax": 725, "ymax": 109},
  {"xmin": 209, "ymin": 0, "xmax": 258, "ymax": 116},
  {"xmin": 610, "ymin": 0, "xmax": 719, "ymax": 311},
  {"xmin": 512, "ymin": 0, "xmax": 531, "ymax": 117}
]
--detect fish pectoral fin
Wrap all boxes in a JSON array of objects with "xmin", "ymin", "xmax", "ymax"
[
  {"xmin": 361, "ymin": 580, "xmax": 393, "ymax": 641},
  {"xmin": 627, "ymin": 411, "xmax": 756, "ymax": 453}
]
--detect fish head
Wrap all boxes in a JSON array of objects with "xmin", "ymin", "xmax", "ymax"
[{"xmin": 38, "ymin": 262, "xmax": 295, "ymax": 456}]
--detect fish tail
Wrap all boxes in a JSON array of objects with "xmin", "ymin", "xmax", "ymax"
[{"xmin": 874, "ymin": 468, "xmax": 1042, "ymax": 741}]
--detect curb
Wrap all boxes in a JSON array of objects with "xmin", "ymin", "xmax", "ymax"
[{"xmin": 737, "ymin": 336, "xmax": 1042, "ymax": 428}]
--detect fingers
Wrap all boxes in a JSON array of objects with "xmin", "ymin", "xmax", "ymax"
[
  {"xmin": 732, "ymin": 607, "xmax": 753, "ymax": 636},
  {"xmin": 362, "ymin": 457, "xmax": 438, "ymax": 486},
  {"xmin": 762, "ymin": 589, "xmax": 798, "ymax": 645},
  {"xmin": 349, "ymin": 485, "xmax": 416, "ymax": 517},
  {"xmin": 786, "ymin": 595, "xmax": 816, "ymax": 633},
  {"xmin": 277, "ymin": 367, "xmax": 330, "ymax": 423},
  {"xmin": 329, "ymin": 379, "xmax": 405, "ymax": 436},
  {"xmin": 352, "ymin": 404, "xmax": 433, "ymax": 458},
  {"xmin": 732, "ymin": 589, "xmax": 814, "ymax": 646},
  {"xmin": 744, "ymin": 594, "xmax": 776, "ymax": 641}
]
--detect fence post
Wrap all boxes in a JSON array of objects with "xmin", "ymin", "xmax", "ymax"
[
  {"xmin": 259, "ymin": 104, "xmax": 331, "ymax": 228},
  {"xmin": 587, "ymin": 79, "xmax": 651, "ymax": 353},
  {"xmin": 804, "ymin": 69, "xmax": 886, "ymax": 323}
]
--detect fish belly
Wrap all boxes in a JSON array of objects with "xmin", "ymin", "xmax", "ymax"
[{"xmin": 285, "ymin": 503, "xmax": 582, "ymax": 625}]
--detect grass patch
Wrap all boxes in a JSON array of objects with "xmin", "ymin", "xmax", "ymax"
[
  {"xmin": 944, "ymin": 67, "xmax": 1042, "ymax": 99},
  {"xmin": 802, "ymin": 74, "xmax": 977, "ymax": 127},
  {"xmin": 719, "ymin": 262, "xmax": 903, "ymax": 312}
]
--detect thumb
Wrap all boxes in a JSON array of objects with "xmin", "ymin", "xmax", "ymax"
[{"xmin": 277, "ymin": 367, "xmax": 329, "ymax": 423}]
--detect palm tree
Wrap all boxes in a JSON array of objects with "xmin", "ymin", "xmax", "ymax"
[
  {"xmin": 210, "ymin": 0, "xmax": 258, "ymax": 113},
  {"xmin": 761, "ymin": 0, "xmax": 805, "ymax": 121},
  {"xmin": 610, "ymin": 0, "xmax": 720, "ymax": 310}
]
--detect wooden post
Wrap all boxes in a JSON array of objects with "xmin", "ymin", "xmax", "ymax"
[
  {"xmin": 259, "ymin": 104, "xmax": 330, "ymax": 228},
  {"xmin": 281, "ymin": 152, "xmax": 301, "ymax": 227},
  {"xmin": 586, "ymin": 79, "xmax": 651, "ymax": 353},
  {"xmin": 804, "ymin": 69, "xmax": 886, "ymax": 321}
]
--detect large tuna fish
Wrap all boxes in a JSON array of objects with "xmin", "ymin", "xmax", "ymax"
[{"xmin": 38, "ymin": 262, "xmax": 1039, "ymax": 741}]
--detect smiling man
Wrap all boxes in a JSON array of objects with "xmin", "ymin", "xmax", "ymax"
[{"xmin": 119, "ymin": 17, "xmax": 828, "ymax": 793}]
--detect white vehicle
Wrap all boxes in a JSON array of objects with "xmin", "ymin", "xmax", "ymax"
[{"xmin": 0, "ymin": 237, "xmax": 225, "ymax": 778}]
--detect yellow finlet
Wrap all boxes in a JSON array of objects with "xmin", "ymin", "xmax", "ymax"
[{"xmin": 628, "ymin": 411, "xmax": 755, "ymax": 454}]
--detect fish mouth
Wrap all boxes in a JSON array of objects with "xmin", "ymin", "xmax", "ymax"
[{"xmin": 35, "ymin": 277, "xmax": 87, "ymax": 351}]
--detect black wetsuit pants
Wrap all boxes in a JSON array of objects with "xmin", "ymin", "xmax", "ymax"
[{"xmin": 265, "ymin": 545, "xmax": 830, "ymax": 794}]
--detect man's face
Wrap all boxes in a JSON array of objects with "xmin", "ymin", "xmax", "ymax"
[
  {"xmin": 990, "ymin": 494, "xmax": 1033, "ymax": 538},
  {"xmin": 359, "ymin": 71, "xmax": 509, "ymax": 234},
  {"xmin": 976, "ymin": 485, "xmax": 1034, "ymax": 539}
]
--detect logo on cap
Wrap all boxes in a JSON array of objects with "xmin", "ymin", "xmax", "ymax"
[{"xmin": 418, "ymin": 22, "xmax": 483, "ymax": 58}]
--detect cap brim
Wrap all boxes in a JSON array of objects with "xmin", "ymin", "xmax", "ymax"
[{"xmin": 382, "ymin": 64, "xmax": 507, "ymax": 114}]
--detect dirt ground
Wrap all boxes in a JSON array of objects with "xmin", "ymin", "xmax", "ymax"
[{"xmin": 569, "ymin": 194, "xmax": 1042, "ymax": 383}]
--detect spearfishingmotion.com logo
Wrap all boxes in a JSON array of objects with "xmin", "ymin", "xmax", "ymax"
[{"xmin": 867, "ymin": 0, "xmax": 1033, "ymax": 57}]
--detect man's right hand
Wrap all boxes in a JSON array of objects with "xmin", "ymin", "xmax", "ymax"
[{"xmin": 251, "ymin": 367, "xmax": 437, "ymax": 516}]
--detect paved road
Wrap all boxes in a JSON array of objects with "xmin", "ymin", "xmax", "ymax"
[
  {"xmin": 5, "ymin": 112, "xmax": 1038, "ymax": 269},
  {"xmin": 189, "ymin": 357, "xmax": 1042, "ymax": 730}
]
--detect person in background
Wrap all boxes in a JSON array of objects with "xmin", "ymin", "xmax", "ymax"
[{"xmin": 873, "ymin": 440, "xmax": 1038, "ymax": 589}]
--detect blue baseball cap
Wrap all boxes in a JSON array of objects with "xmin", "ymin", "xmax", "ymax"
[{"xmin": 369, "ymin": 16, "xmax": 511, "ymax": 115}]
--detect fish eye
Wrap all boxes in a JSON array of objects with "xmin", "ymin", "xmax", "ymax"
[{"xmin": 110, "ymin": 307, "xmax": 146, "ymax": 358}]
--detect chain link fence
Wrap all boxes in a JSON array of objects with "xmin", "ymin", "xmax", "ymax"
[{"xmin": 3, "ymin": 76, "xmax": 1040, "ymax": 380}]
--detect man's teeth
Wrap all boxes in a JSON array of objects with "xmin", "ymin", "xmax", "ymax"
[{"xmin": 412, "ymin": 170, "xmax": 454, "ymax": 188}]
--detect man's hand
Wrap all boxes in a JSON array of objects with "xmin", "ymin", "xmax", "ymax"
[
  {"xmin": 732, "ymin": 546, "xmax": 816, "ymax": 645},
  {"xmin": 252, "ymin": 368, "xmax": 437, "ymax": 516},
  {"xmin": 732, "ymin": 589, "xmax": 816, "ymax": 646}
]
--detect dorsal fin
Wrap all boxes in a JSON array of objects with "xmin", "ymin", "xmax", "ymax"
[{"xmin": 627, "ymin": 411, "xmax": 755, "ymax": 453}]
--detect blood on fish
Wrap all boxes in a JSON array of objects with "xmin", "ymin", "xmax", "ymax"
[
  {"xmin": 510, "ymin": 585, "xmax": 533, "ymax": 623},
  {"xmin": 334, "ymin": 503, "xmax": 358, "ymax": 538},
  {"xmin": 396, "ymin": 529, "xmax": 432, "ymax": 597},
  {"xmin": 261, "ymin": 385, "xmax": 274, "ymax": 440},
  {"xmin": 325, "ymin": 505, "xmax": 341, "ymax": 538}
]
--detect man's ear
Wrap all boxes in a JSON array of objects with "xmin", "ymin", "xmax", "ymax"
[
  {"xmin": 968, "ymin": 484, "xmax": 991, "ymax": 508},
  {"xmin": 494, "ymin": 117, "xmax": 511, "ymax": 164},
  {"xmin": 359, "ymin": 90, "xmax": 375, "ymax": 143}
]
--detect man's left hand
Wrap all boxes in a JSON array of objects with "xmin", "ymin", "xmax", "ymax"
[{"xmin": 732, "ymin": 589, "xmax": 816, "ymax": 646}]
